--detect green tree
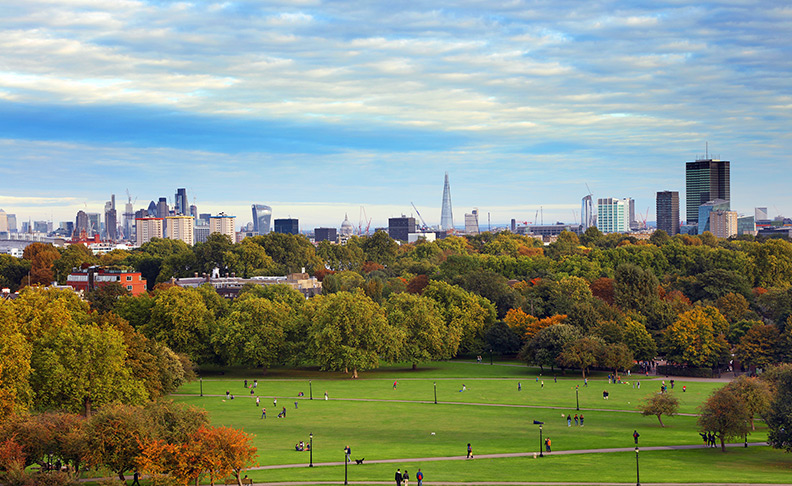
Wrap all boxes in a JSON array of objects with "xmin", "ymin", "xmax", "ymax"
[
  {"xmin": 622, "ymin": 319, "xmax": 657, "ymax": 361},
  {"xmin": 360, "ymin": 230, "xmax": 399, "ymax": 266},
  {"xmin": 717, "ymin": 293, "xmax": 750, "ymax": 323},
  {"xmin": 698, "ymin": 387, "xmax": 751, "ymax": 452},
  {"xmin": 86, "ymin": 282, "xmax": 130, "ymax": 314},
  {"xmin": 249, "ymin": 233, "xmax": 324, "ymax": 274},
  {"xmin": 734, "ymin": 324, "xmax": 780, "ymax": 369},
  {"xmin": 114, "ymin": 293, "xmax": 155, "ymax": 329},
  {"xmin": 649, "ymin": 229, "xmax": 671, "ymax": 246},
  {"xmin": 614, "ymin": 263, "xmax": 660, "ymax": 314},
  {"xmin": 193, "ymin": 233, "xmax": 236, "ymax": 275},
  {"xmin": 558, "ymin": 336, "xmax": 604, "ymax": 378},
  {"xmin": 422, "ymin": 280, "xmax": 496, "ymax": 354},
  {"xmin": 0, "ymin": 303, "xmax": 32, "ymax": 420},
  {"xmin": 520, "ymin": 324, "xmax": 581, "ymax": 372},
  {"xmin": 0, "ymin": 254, "xmax": 31, "ymax": 292},
  {"xmin": 663, "ymin": 306, "xmax": 730, "ymax": 367},
  {"xmin": 53, "ymin": 243, "xmax": 97, "ymax": 283},
  {"xmin": 640, "ymin": 392, "xmax": 679, "ymax": 427},
  {"xmin": 765, "ymin": 367, "xmax": 792, "ymax": 453},
  {"xmin": 724, "ymin": 375, "xmax": 771, "ymax": 430},
  {"xmin": 143, "ymin": 286, "xmax": 213, "ymax": 362},
  {"xmin": 385, "ymin": 293, "xmax": 450, "ymax": 369},
  {"xmin": 307, "ymin": 290, "xmax": 396, "ymax": 378}
]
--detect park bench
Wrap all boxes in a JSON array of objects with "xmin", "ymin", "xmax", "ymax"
[{"xmin": 224, "ymin": 478, "xmax": 253, "ymax": 485}]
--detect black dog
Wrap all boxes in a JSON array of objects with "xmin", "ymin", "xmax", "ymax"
[{"xmin": 355, "ymin": 458, "xmax": 364, "ymax": 465}]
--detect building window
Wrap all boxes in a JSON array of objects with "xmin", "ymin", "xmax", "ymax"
[
  {"xmin": 126, "ymin": 276, "xmax": 132, "ymax": 281},
  {"xmin": 127, "ymin": 285, "xmax": 133, "ymax": 291}
]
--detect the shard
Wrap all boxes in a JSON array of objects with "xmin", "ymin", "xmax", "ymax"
[{"xmin": 440, "ymin": 172, "xmax": 454, "ymax": 230}]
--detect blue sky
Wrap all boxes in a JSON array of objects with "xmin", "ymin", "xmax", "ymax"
[{"xmin": 1, "ymin": 0, "xmax": 790, "ymax": 229}]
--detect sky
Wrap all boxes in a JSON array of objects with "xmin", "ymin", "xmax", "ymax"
[{"xmin": 1, "ymin": 0, "xmax": 790, "ymax": 230}]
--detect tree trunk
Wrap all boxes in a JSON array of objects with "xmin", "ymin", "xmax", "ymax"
[
  {"xmin": 412, "ymin": 362, "xmax": 417, "ymax": 370},
  {"xmin": 118, "ymin": 471, "xmax": 126, "ymax": 481},
  {"xmin": 720, "ymin": 436, "xmax": 726, "ymax": 452},
  {"xmin": 657, "ymin": 414, "xmax": 664, "ymax": 427},
  {"xmin": 235, "ymin": 470, "xmax": 243, "ymax": 486},
  {"xmin": 84, "ymin": 396, "xmax": 92, "ymax": 417},
  {"xmin": 353, "ymin": 367, "xmax": 358, "ymax": 379},
  {"xmin": 582, "ymin": 368, "xmax": 586, "ymax": 379}
]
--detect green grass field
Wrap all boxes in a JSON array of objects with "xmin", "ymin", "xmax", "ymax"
[{"xmin": 168, "ymin": 361, "xmax": 788, "ymax": 484}]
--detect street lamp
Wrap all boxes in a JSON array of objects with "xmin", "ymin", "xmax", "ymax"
[
  {"xmin": 200, "ymin": 377, "xmax": 203, "ymax": 397},
  {"xmin": 533, "ymin": 420, "xmax": 544, "ymax": 458},
  {"xmin": 634, "ymin": 446, "xmax": 640, "ymax": 486},
  {"xmin": 310, "ymin": 380, "xmax": 313, "ymax": 400},
  {"xmin": 576, "ymin": 385, "xmax": 579, "ymax": 411},
  {"xmin": 490, "ymin": 349, "xmax": 493, "ymax": 365},
  {"xmin": 434, "ymin": 382, "xmax": 437, "ymax": 404},
  {"xmin": 309, "ymin": 433, "xmax": 313, "ymax": 467},
  {"xmin": 344, "ymin": 448, "xmax": 348, "ymax": 485}
]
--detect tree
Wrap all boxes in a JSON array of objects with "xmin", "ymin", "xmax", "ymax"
[
  {"xmin": 193, "ymin": 426, "xmax": 257, "ymax": 486},
  {"xmin": 86, "ymin": 282, "xmax": 130, "ymax": 314},
  {"xmin": 558, "ymin": 336, "xmax": 603, "ymax": 378},
  {"xmin": 53, "ymin": 243, "xmax": 96, "ymax": 283},
  {"xmin": 649, "ymin": 229, "xmax": 671, "ymax": 246},
  {"xmin": 717, "ymin": 293, "xmax": 750, "ymax": 323},
  {"xmin": 422, "ymin": 280, "xmax": 496, "ymax": 354},
  {"xmin": 249, "ymin": 233, "xmax": 324, "ymax": 274},
  {"xmin": 640, "ymin": 392, "xmax": 679, "ymax": 427},
  {"xmin": 614, "ymin": 263, "xmax": 660, "ymax": 314},
  {"xmin": 734, "ymin": 324, "xmax": 780, "ymax": 369},
  {"xmin": 385, "ymin": 293, "xmax": 451, "ymax": 368},
  {"xmin": 503, "ymin": 307, "xmax": 539, "ymax": 344},
  {"xmin": 85, "ymin": 404, "xmax": 152, "ymax": 480},
  {"xmin": 599, "ymin": 342, "xmax": 634, "ymax": 374},
  {"xmin": 143, "ymin": 286, "xmax": 212, "ymax": 362},
  {"xmin": 360, "ymin": 230, "xmax": 399, "ymax": 266},
  {"xmin": 698, "ymin": 387, "xmax": 751, "ymax": 452},
  {"xmin": 307, "ymin": 290, "xmax": 396, "ymax": 378},
  {"xmin": 663, "ymin": 306, "xmax": 730, "ymax": 367},
  {"xmin": 765, "ymin": 366, "xmax": 792, "ymax": 453},
  {"xmin": 622, "ymin": 319, "xmax": 657, "ymax": 362},
  {"xmin": 22, "ymin": 242, "xmax": 60, "ymax": 285},
  {"xmin": 0, "ymin": 254, "xmax": 31, "ymax": 292},
  {"xmin": 0, "ymin": 304, "xmax": 32, "ymax": 420},
  {"xmin": 520, "ymin": 324, "xmax": 581, "ymax": 371},
  {"xmin": 724, "ymin": 375, "xmax": 771, "ymax": 430}
]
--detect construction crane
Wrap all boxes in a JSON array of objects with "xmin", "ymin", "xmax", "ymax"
[
  {"xmin": 125, "ymin": 188, "xmax": 137, "ymax": 205},
  {"xmin": 411, "ymin": 202, "xmax": 430, "ymax": 231},
  {"xmin": 358, "ymin": 206, "xmax": 372, "ymax": 236}
]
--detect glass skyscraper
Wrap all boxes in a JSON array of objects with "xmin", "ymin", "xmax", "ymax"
[
  {"xmin": 685, "ymin": 159, "xmax": 730, "ymax": 224},
  {"xmin": 252, "ymin": 204, "xmax": 272, "ymax": 234}
]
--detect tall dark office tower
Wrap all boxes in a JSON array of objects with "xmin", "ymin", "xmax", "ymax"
[
  {"xmin": 440, "ymin": 172, "xmax": 454, "ymax": 231},
  {"xmin": 686, "ymin": 159, "xmax": 730, "ymax": 223},
  {"xmin": 147, "ymin": 200, "xmax": 158, "ymax": 218},
  {"xmin": 252, "ymin": 204, "xmax": 273, "ymax": 234},
  {"xmin": 74, "ymin": 210, "xmax": 90, "ymax": 238},
  {"xmin": 656, "ymin": 191, "xmax": 680, "ymax": 236},
  {"xmin": 389, "ymin": 216, "xmax": 416, "ymax": 241},
  {"xmin": 174, "ymin": 188, "xmax": 188, "ymax": 215},
  {"xmin": 157, "ymin": 197, "xmax": 169, "ymax": 233},
  {"xmin": 190, "ymin": 204, "xmax": 198, "ymax": 220},
  {"xmin": 105, "ymin": 209, "xmax": 117, "ymax": 240},
  {"xmin": 274, "ymin": 218, "xmax": 299, "ymax": 235}
]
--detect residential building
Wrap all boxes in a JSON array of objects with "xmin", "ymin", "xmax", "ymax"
[
  {"xmin": 709, "ymin": 210, "xmax": 738, "ymax": 239},
  {"xmin": 252, "ymin": 204, "xmax": 272, "ymax": 234},
  {"xmin": 686, "ymin": 158, "xmax": 730, "ymax": 224},
  {"xmin": 464, "ymin": 209, "xmax": 479, "ymax": 235},
  {"xmin": 209, "ymin": 213, "xmax": 236, "ymax": 240},
  {"xmin": 314, "ymin": 227, "xmax": 337, "ymax": 243},
  {"xmin": 656, "ymin": 191, "xmax": 680, "ymax": 236},
  {"xmin": 66, "ymin": 266, "xmax": 147, "ymax": 296},
  {"xmin": 698, "ymin": 199, "xmax": 730, "ymax": 234},
  {"xmin": 136, "ymin": 217, "xmax": 164, "ymax": 245},
  {"xmin": 166, "ymin": 215, "xmax": 195, "ymax": 245},
  {"xmin": 388, "ymin": 216, "xmax": 416, "ymax": 241},
  {"xmin": 274, "ymin": 218, "xmax": 299, "ymax": 235},
  {"xmin": 597, "ymin": 198, "xmax": 630, "ymax": 233}
]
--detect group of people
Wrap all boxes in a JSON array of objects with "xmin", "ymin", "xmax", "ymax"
[
  {"xmin": 395, "ymin": 468, "xmax": 423, "ymax": 486},
  {"xmin": 294, "ymin": 440, "xmax": 311, "ymax": 451},
  {"xmin": 565, "ymin": 413, "xmax": 584, "ymax": 426},
  {"xmin": 700, "ymin": 432, "xmax": 720, "ymax": 447}
]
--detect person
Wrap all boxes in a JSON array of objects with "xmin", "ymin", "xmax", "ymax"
[
  {"xmin": 230, "ymin": 394, "xmax": 234, "ymax": 400},
  {"xmin": 567, "ymin": 415, "xmax": 571, "ymax": 427},
  {"xmin": 633, "ymin": 430, "xmax": 640, "ymax": 444},
  {"xmin": 295, "ymin": 401, "xmax": 299, "ymax": 408},
  {"xmin": 256, "ymin": 397, "xmax": 260, "ymax": 407},
  {"xmin": 325, "ymin": 391, "xmax": 329, "ymax": 400},
  {"xmin": 403, "ymin": 469, "xmax": 410, "ymax": 486},
  {"xmin": 554, "ymin": 375, "xmax": 557, "ymax": 383},
  {"xmin": 244, "ymin": 379, "xmax": 248, "ymax": 388},
  {"xmin": 574, "ymin": 414, "xmax": 579, "ymax": 426},
  {"xmin": 518, "ymin": 382, "xmax": 521, "ymax": 391},
  {"xmin": 226, "ymin": 390, "xmax": 230, "ymax": 398},
  {"xmin": 462, "ymin": 384, "xmax": 466, "ymax": 391},
  {"xmin": 683, "ymin": 385, "xmax": 687, "ymax": 392},
  {"xmin": 274, "ymin": 397, "xmax": 278, "ymax": 407},
  {"xmin": 579, "ymin": 414, "xmax": 584, "ymax": 426},
  {"xmin": 670, "ymin": 379, "xmax": 675, "ymax": 389},
  {"xmin": 250, "ymin": 388, "xmax": 254, "ymax": 395},
  {"xmin": 345, "ymin": 445, "xmax": 351, "ymax": 462},
  {"xmin": 282, "ymin": 406, "xmax": 287, "ymax": 417},
  {"xmin": 395, "ymin": 468, "xmax": 402, "ymax": 486},
  {"xmin": 261, "ymin": 407, "xmax": 266, "ymax": 419},
  {"xmin": 545, "ymin": 437, "xmax": 551, "ymax": 452},
  {"xmin": 394, "ymin": 380, "xmax": 398, "ymax": 389},
  {"xmin": 467, "ymin": 443, "xmax": 473, "ymax": 459},
  {"xmin": 584, "ymin": 377, "xmax": 588, "ymax": 387},
  {"xmin": 131, "ymin": 471, "xmax": 141, "ymax": 486},
  {"xmin": 416, "ymin": 469, "xmax": 423, "ymax": 486},
  {"xmin": 637, "ymin": 381, "xmax": 641, "ymax": 389},
  {"xmin": 541, "ymin": 380, "xmax": 544, "ymax": 389},
  {"xmin": 254, "ymin": 379, "xmax": 258, "ymax": 388},
  {"xmin": 603, "ymin": 390, "xmax": 609, "ymax": 399},
  {"xmin": 699, "ymin": 432, "xmax": 707, "ymax": 446}
]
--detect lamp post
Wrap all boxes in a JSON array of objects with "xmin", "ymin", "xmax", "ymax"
[
  {"xmin": 344, "ymin": 448, "xmax": 348, "ymax": 485},
  {"xmin": 576, "ymin": 385, "xmax": 579, "ymax": 411},
  {"xmin": 634, "ymin": 446, "xmax": 640, "ymax": 486},
  {"xmin": 490, "ymin": 349, "xmax": 493, "ymax": 365},
  {"xmin": 310, "ymin": 380, "xmax": 313, "ymax": 400},
  {"xmin": 433, "ymin": 382, "xmax": 437, "ymax": 404},
  {"xmin": 309, "ymin": 433, "xmax": 313, "ymax": 467},
  {"xmin": 533, "ymin": 420, "xmax": 544, "ymax": 458},
  {"xmin": 200, "ymin": 377, "xmax": 203, "ymax": 397}
]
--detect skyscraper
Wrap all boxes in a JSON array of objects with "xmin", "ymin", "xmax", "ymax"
[
  {"xmin": 147, "ymin": 200, "xmax": 158, "ymax": 218},
  {"xmin": 656, "ymin": 191, "xmax": 680, "ymax": 236},
  {"xmin": 7, "ymin": 214, "xmax": 17, "ymax": 232},
  {"xmin": 686, "ymin": 158, "xmax": 730, "ymax": 224},
  {"xmin": 274, "ymin": 218, "xmax": 299, "ymax": 235},
  {"xmin": 105, "ymin": 194, "xmax": 117, "ymax": 240},
  {"xmin": 440, "ymin": 172, "xmax": 454, "ymax": 231},
  {"xmin": 388, "ymin": 216, "xmax": 415, "ymax": 241},
  {"xmin": 597, "ymin": 198, "xmax": 630, "ymax": 233},
  {"xmin": 157, "ymin": 197, "xmax": 169, "ymax": 233},
  {"xmin": 74, "ymin": 210, "xmax": 90, "ymax": 238},
  {"xmin": 581, "ymin": 195, "xmax": 594, "ymax": 230},
  {"xmin": 0, "ymin": 209, "xmax": 7, "ymax": 233},
  {"xmin": 464, "ymin": 209, "xmax": 479, "ymax": 235},
  {"xmin": 252, "ymin": 204, "xmax": 273, "ymax": 234},
  {"xmin": 174, "ymin": 188, "xmax": 188, "ymax": 215}
]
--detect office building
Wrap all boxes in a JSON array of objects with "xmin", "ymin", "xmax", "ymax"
[
  {"xmin": 274, "ymin": 218, "xmax": 300, "ymax": 235},
  {"xmin": 135, "ymin": 217, "xmax": 164, "ymax": 245},
  {"xmin": 209, "ymin": 213, "xmax": 236, "ymax": 240},
  {"xmin": 389, "ymin": 216, "xmax": 416, "ymax": 241},
  {"xmin": 123, "ymin": 200, "xmax": 134, "ymax": 241},
  {"xmin": 166, "ymin": 215, "xmax": 195, "ymax": 246},
  {"xmin": 87, "ymin": 213, "xmax": 100, "ymax": 236},
  {"xmin": 755, "ymin": 207, "xmax": 769, "ymax": 221},
  {"xmin": 198, "ymin": 213, "xmax": 211, "ymax": 226},
  {"xmin": 628, "ymin": 198, "xmax": 638, "ymax": 230},
  {"xmin": 174, "ymin": 188, "xmax": 188, "ymax": 215},
  {"xmin": 105, "ymin": 196, "xmax": 118, "ymax": 241},
  {"xmin": 709, "ymin": 210, "xmax": 738, "ymax": 239},
  {"xmin": 697, "ymin": 199, "xmax": 730, "ymax": 234},
  {"xmin": 314, "ymin": 227, "xmax": 337, "ymax": 243},
  {"xmin": 147, "ymin": 200, "xmax": 158, "ymax": 217},
  {"xmin": 440, "ymin": 172, "xmax": 454, "ymax": 231},
  {"xmin": 581, "ymin": 195, "xmax": 595, "ymax": 230},
  {"xmin": 686, "ymin": 158, "xmax": 730, "ymax": 224},
  {"xmin": 252, "ymin": 204, "xmax": 273, "ymax": 235},
  {"xmin": 597, "ymin": 198, "xmax": 630, "ymax": 233},
  {"xmin": 656, "ymin": 191, "xmax": 680, "ymax": 236},
  {"xmin": 74, "ymin": 210, "xmax": 91, "ymax": 238},
  {"xmin": 0, "ymin": 209, "xmax": 9, "ymax": 233},
  {"xmin": 6, "ymin": 213, "xmax": 16, "ymax": 232},
  {"xmin": 737, "ymin": 216, "xmax": 756, "ymax": 236},
  {"xmin": 464, "ymin": 209, "xmax": 479, "ymax": 235},
  {"xmin": 194, "ymin": 225, "xmax": 211, "ymax": 244},
  {"xmin": 190, "ymin": 204, "xmax": 198, "ymax": 220},
  {"xmin": 34, "ymin": 221, "xmax": 50, "ymax": 234}
]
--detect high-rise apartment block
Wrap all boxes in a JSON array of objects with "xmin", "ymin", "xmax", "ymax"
[
  {"xmin": 166, "ymin": 215, "xmax": 195, "ymax": 246},
  {"xmin": 464, "ymin": 209, "xmax": 479, "ymax": 235},
  {"xmin": 136, "ymin": 218, "xmax": 164, "ymax": 245},
  {"xmin": 252, "ymin": 204, "xmax": 272, "ymax": 234},
  {"xmin": 656, "ymin": 191, "xmax": 680, "ymax": 236},
  {"xmin": 686, "ymin": 159, "xmax": 730, "ymax": 223},
  {"xmin": 709, "ymin": 210, "xmax": 738, "ymax": 239},
  {"xmin": 209, "ymin": 213, "xmax": 236, "ymax": 240},
  {"xmin": 597, "ymin": 198, "xmax": 630, "ymax": 233}
]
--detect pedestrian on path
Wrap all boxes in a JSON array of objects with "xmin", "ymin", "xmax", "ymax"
[
  {"xmin": 403, "ymin": 469, "xmax": 410, "ymax": 486},
  {"xmin": 394, "ymin": 380, "xmax": 398, "ymax": 389},
  {"xmin": 580, "ymin": 414, "xmax": 584, "ymax": 426},
  {"xmin": 131, "ymin": 472, "xmax": 141, "ymax": 486},
  {"xmin": 416, "ymin": 469, "xmax": 423, "ymax": 486},
  {"xmin": 395, "ymin": 468, "xmax": 402, "ymax": 486},
  {"xmin": 584, "ymin": 377, "xmax": 588, "ymax": 387},
  {"xmin": 467, "ymin": 443, "xmax": 473, "ymax": 459},
  {"xmin": 244, "ymin": 379, "xmax": 248, "ymax": 388},
  {"xmin": 633, "ymin": 430, "xmax": 640, "ymax": 444},
  {"xmin": 325, "ymin": 391, "xmax": 329, "ymax": 400},
  {"xmin": 541, "ymin": 380, "xmax": 544, "ymax": 389},
  {"xmin": 274, "ymin": 397, "xmax": 277, "ymax": 407},
  {"xmin": 545, "ymin": 438, "xmax": 551, "ymax": 452}
]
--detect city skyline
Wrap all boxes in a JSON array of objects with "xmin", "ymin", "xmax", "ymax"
[{"xmin": 1, "ymin": 2, "xmax": 790, "ymax": 228}]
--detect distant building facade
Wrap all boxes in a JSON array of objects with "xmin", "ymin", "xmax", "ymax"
[
  {"xmin": 388, "ymin": 216, "xmax": 416, "ymax": 241},
  {"xmin": 252, "ymin": 204, "xmax": 272, "ymax": 235},
  {"xmin": 136, "ymin": 217, "xmax": 164, "ymax": 245},
  {"xmin": 314, "ymin": 227, "xmax": 337, "ymax": 243},
  {"xmin": 686, "ymin": 158, "xmax": 730, "ymax": 224},
  {"xmin": 597, "ymin": 198, "xmax": 630, "ymax": 233},
  {"xmin": 709, "ymin": 210, "xmax": 738, "ymax": 239},
  {"xmin": 581, "ymin": 195, "xmax": 595, "ymax": 230},
  {"xmin": 656, "ymin": 191, "xmax": 680, "ymax": 236},
  {"xmin": 464, "ymin": 209, "xmax": 479, "ymax": 235},
  {"xmin": 174, "ymin": 272, "xmax": 322, "ymax": 299},
  {"xmin": 440, "ymin": 172, "xmax": 454, "ymax": 231},
  {"xmin": 274, "ymin": 218, "xmax": 299, "ymax": 235},
  {"xmin": 174, "ymin": 188, "xmax": 188, "ymax": 215},
  {"xmin": 737, "ymin": 216, "xmax": 756, "ymax": 236},
  {"xmin": 209, "ymin": 213, "xmax": 236, "ymax": 240},
  {"xmin": 698, "ymin": 199, "xmax": 730, "ymax": 234},
  {"xmin": 166, "ymin": 215, "xmax": 195, "ymax": 245},
  {"xmin": 67, "ymin": 266, "xmax": 147, "ymax": 296}
]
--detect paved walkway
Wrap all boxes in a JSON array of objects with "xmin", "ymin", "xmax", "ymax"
[
  {"xmin": 248, "ymin": 442, "xmax": 768, "ymax": 471},
  {"xmin": 239, "ymin": 483, "xmax": 783, "ymax": 486}
]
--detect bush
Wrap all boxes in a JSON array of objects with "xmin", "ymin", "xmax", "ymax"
[{"xmin": 656, "ymin": 365, "xmax": 714, "ymax": 378}]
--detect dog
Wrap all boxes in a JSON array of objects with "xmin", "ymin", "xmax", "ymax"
[{"xmin": 355, "ymin": 458, "xmax": 365, "ymax": 465}]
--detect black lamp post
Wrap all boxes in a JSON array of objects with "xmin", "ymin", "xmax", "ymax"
[
  {"xmin": 434, "ymin": 382, "xmax": 437, "ymax": 404},
  {"xmin": 309, "ymin": 433, "xmax": 313, "ymax": 467},
  {"xmin": 344, "ymin": 448, "xmax": 348, "ymax": 485},
  {"xmin": 490, "ymin": 349, "xmax": 493, "ymax": 365},
  {"xmin": 635, "ymin": 446, "xmax": 640, "ymax": 486},
  {"xmin": 576, "ymin": 385, "xmax": 579, "ymax": 411},
  {"xmin": 533, "ymin": 420, "xmax": 544, "ymax": 457},
  {"xmin": 310, "ymin": 380, "xmax": 313, "ymax": 400},
  {"xmin": 200, "ymin": 377, "xmax": 203, "ymax": 397}
]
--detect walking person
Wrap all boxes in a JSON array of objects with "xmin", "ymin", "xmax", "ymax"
[
  {"xmin": 131, "ymin": 471, "xmax": 141, "ymax": 486},
  {"xmin": 395, "ymin": 468, "xmax": 402, "ymax": 486},
  {"xmin": 579, "ymin": 414, "xmax": 584, "ymax": 426},
  {"xmin": 325, "ymin": 391, "xmax": 329, "ymax": 400},
  {"xmin": 545, "ymin": 437, "xmax": 551, "ymax": 452},
  {"xmin": 567, "ymin": 414, "xmax": 571, "ymax": 427},
  {"xmin": 416, "ymin": 469, "xmax": 423, "ymax": 486},
  {"xmin": 274, "ymin": 397, "xmax": 277, "ymax": 407},
  {"xmin": 574, "ymin": 414, "xmax": 579, "ymax": 426},
  {"xmin": 345, "ymin": 445, "xmax": 351, "ymax": 462},
  {"xmin": 261, "ymin": 407, "xmax": 266, "ymax": 419},
  {"xmin": 518, "ymin": 382, "xmax": 521, "ymax": 391},
  {"xmin": 467, "ymin": 443, "xmax": 473, "ymax": 459},
  {"xmin": 244, "ymin": 379, "xmax": 248, "ymax": 388},
  {"xmin": 256, "ymin": 397, "xmax": 260, "ymax": 407},
  {"xmin": 403, "ymin": 470, "xmax": 410, "ymax": 486},
  {"xmin": 633, "ymin": 430, "xmax": 640, "ymax": 444}
]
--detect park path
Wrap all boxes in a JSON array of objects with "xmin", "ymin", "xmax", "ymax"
[
  {"xmin": 173, "ymin": 393, "xmax": 700, "ymax": 417},
  {"xmin": 239, "ymin": 483, "xmax": 783, "ymax": 486},
  {"xmin": 247, "ymin": 442, "xmax": 768, "ymax": 471}
]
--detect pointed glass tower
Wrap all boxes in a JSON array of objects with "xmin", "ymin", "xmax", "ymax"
[{"xmin": 440, "ymin": 172, "xmax": 454, "ymax": 231}]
